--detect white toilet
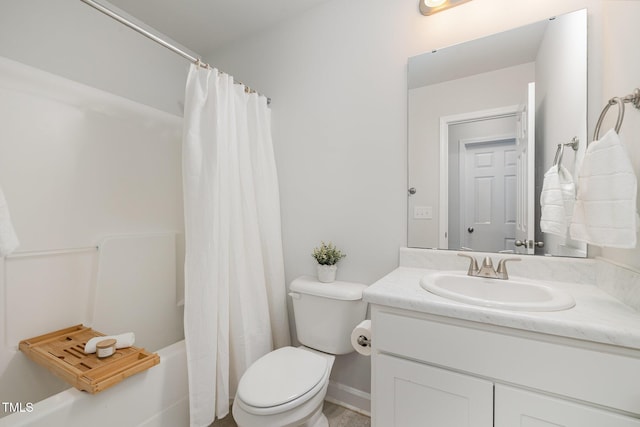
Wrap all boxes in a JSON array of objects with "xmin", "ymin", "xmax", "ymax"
[{"xmin": 232, "ymin": 276, "xmax": 368, "ymax": 427}]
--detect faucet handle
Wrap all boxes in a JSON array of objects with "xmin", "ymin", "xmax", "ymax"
[
  {"xmin": 457, "ymin": 253, "xmax": 479, "ymax": 276},
  {"xmin": 475, "ymin": 256, "xmax": 499, "ymax": 278},
  {"xmin": 496, "ymin": 257, "xmax": 521, "ymax": 280},
  {"xmin": 481, "ymin": 256, "xmax": 494, "ymax": 268}
]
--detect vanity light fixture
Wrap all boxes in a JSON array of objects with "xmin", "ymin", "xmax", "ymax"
[{"xmin": 420, "ymin": 0, "xmax": 473, "ymax": 16}]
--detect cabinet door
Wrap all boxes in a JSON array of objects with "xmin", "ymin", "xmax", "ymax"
[
  {"xmin": 374, "ymin": 354, "xmax": 493, "ymax": 427},
  {"xmin": 495, "ymin": 385, "xmax": 640, "ymax": 427}
]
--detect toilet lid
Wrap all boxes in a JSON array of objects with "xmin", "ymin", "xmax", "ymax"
[{"xmin": 236, "ymin": 347, "xmax": 328, "ymax": 408}]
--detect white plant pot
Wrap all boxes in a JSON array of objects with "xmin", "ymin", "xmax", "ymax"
[{"xmin": 317, "ymin": 264, "xmax": 337, "ymax": 283}]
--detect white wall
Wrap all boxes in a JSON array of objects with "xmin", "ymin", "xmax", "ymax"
[{"xmin": 207, "ymin": 0, "xmax": 613, "ymax": 408}]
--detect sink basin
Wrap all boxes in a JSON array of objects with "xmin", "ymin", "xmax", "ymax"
[{"xmin": 419, "ymin": 271, "xmax": 575, "ymax": 312}]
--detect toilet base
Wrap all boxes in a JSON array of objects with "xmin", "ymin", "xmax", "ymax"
[
  {"xmin": 233, "ymin": 393, "xmax": 329, "ymax": 427},
  {"xmin": 305, "ymin": 405, "xmax": 328, "ymax": 427}
]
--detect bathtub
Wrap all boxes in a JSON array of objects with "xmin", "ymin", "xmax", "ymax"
[{"xmin": 0, "ymin": 340, "xmax": 189, "ymax": 427}]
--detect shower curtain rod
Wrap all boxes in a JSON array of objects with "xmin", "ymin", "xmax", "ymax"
[{"xmin": 79, "ymin": 0, "xmax": 271, "ymax": 104}]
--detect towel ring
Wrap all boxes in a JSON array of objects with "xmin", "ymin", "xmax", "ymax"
[
  {"xmin": 553, "ymin": 144, "xmax": 565, "ymax": 172},
  {"xmin": 593, "ymin": 88, "xmax": 640, "ymax": 141},
  {"xmin": 552, "ymin": 137, "xmax": 579, "ymax": 172},
  {"xmin": 593, "ymin": 97, "xmax": 625, "ymax": 141}
]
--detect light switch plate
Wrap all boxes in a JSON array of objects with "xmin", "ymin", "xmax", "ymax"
[{"xmin": 414, "ymin": 206, "xmax": 433, "ymax": 219}]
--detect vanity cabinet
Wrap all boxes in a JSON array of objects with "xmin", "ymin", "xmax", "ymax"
[{"xmin": 371, "ymin": 306, "xmax": 640, "ymax": 427}]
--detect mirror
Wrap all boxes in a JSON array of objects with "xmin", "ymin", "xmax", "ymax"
[{"xmin": 408, "ymin": 9, "xmax": 587, "ymax": 257}]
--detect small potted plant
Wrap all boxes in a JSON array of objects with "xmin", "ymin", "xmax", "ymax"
[{"xmin": 312, "ymin": 241, "xmax": 346, "ymax": 283}]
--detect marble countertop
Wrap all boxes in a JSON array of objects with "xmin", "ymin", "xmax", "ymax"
[{"xmin": 363, "ymin": 266, "xmax": 640, "ymax": 351}]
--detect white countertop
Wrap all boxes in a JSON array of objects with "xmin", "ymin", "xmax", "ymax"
[{"xmin": 363, "ymin": 266, "xmax": 640, "ymax": 351}]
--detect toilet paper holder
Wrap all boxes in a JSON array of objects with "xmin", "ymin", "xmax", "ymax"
[{"xmin": 356, "ymin": 335, "xmax": 371, "ymax": 347}]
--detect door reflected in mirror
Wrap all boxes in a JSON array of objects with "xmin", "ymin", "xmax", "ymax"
[
  {"xmin": 407, "ymin": 8, "xmax": 587, "ymax": 257},
  {"xmin": 449, "ymin": 117, "xmax": 519, "ymax": 253}
]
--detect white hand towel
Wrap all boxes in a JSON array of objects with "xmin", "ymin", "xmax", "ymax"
[
  {"xmin": 84, "ymin": 332, "xmax": 135, "ymax": 354},
  {"xmin": 540, "ymin": 164, "xmax": 575, "ymax": 240},
  {"xmin": 570, "ymin": 129, "xmax": 639, "ymax": 248},
  {"xmin": 0, "ymin": 185, "xmax": 19, "ymax": 257}
]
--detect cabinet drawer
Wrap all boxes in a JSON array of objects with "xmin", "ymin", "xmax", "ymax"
[{"xmin": 372, "ymin": 307, "xmax": 640, "ymax": 415}]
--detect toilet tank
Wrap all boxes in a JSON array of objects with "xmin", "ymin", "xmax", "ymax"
[{"xmin": 289, "ymin": 276, "xmax": 368, "ymax": 355}]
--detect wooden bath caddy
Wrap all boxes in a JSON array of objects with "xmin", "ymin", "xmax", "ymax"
[{"xmin": 19, "ymin": 324, "xmax": 159, "ymax": 394}]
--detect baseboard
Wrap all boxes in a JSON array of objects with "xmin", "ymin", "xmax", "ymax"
[{"xmin": 325, "ymin": 380, "xmax": 371, "ymax": 416}]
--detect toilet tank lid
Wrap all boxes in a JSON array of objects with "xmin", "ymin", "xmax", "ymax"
[{"xmin": 290, "ymin": 276, "xmax": 367, "ymax": 300}]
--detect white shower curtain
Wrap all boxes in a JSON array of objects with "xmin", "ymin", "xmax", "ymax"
[{"xmin": 182, "ymin": 64, "xmax": 291, "ymax": 426}]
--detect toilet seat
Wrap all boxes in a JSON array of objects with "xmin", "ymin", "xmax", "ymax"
[{"xmin": 235, "ymin": 347, "xmax": 330, "ymax": 416}]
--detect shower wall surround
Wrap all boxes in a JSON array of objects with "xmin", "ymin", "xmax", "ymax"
[
  {"xmin": 0, "ymin": 56, "xmax": 184, "ymax": 413},
  {"xmin": 0, "ymin": 1, "xmax": 189, "ymax": 412}
]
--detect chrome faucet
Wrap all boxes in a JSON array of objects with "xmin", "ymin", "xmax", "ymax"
[{"xmin": 458, "ymin": 253, "xmax": 521, "ymax": 280}]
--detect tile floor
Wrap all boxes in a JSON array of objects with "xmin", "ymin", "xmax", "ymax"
[{"xmin": 210, "ymin": 401, "xmax": 371, "ymax": 427}]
